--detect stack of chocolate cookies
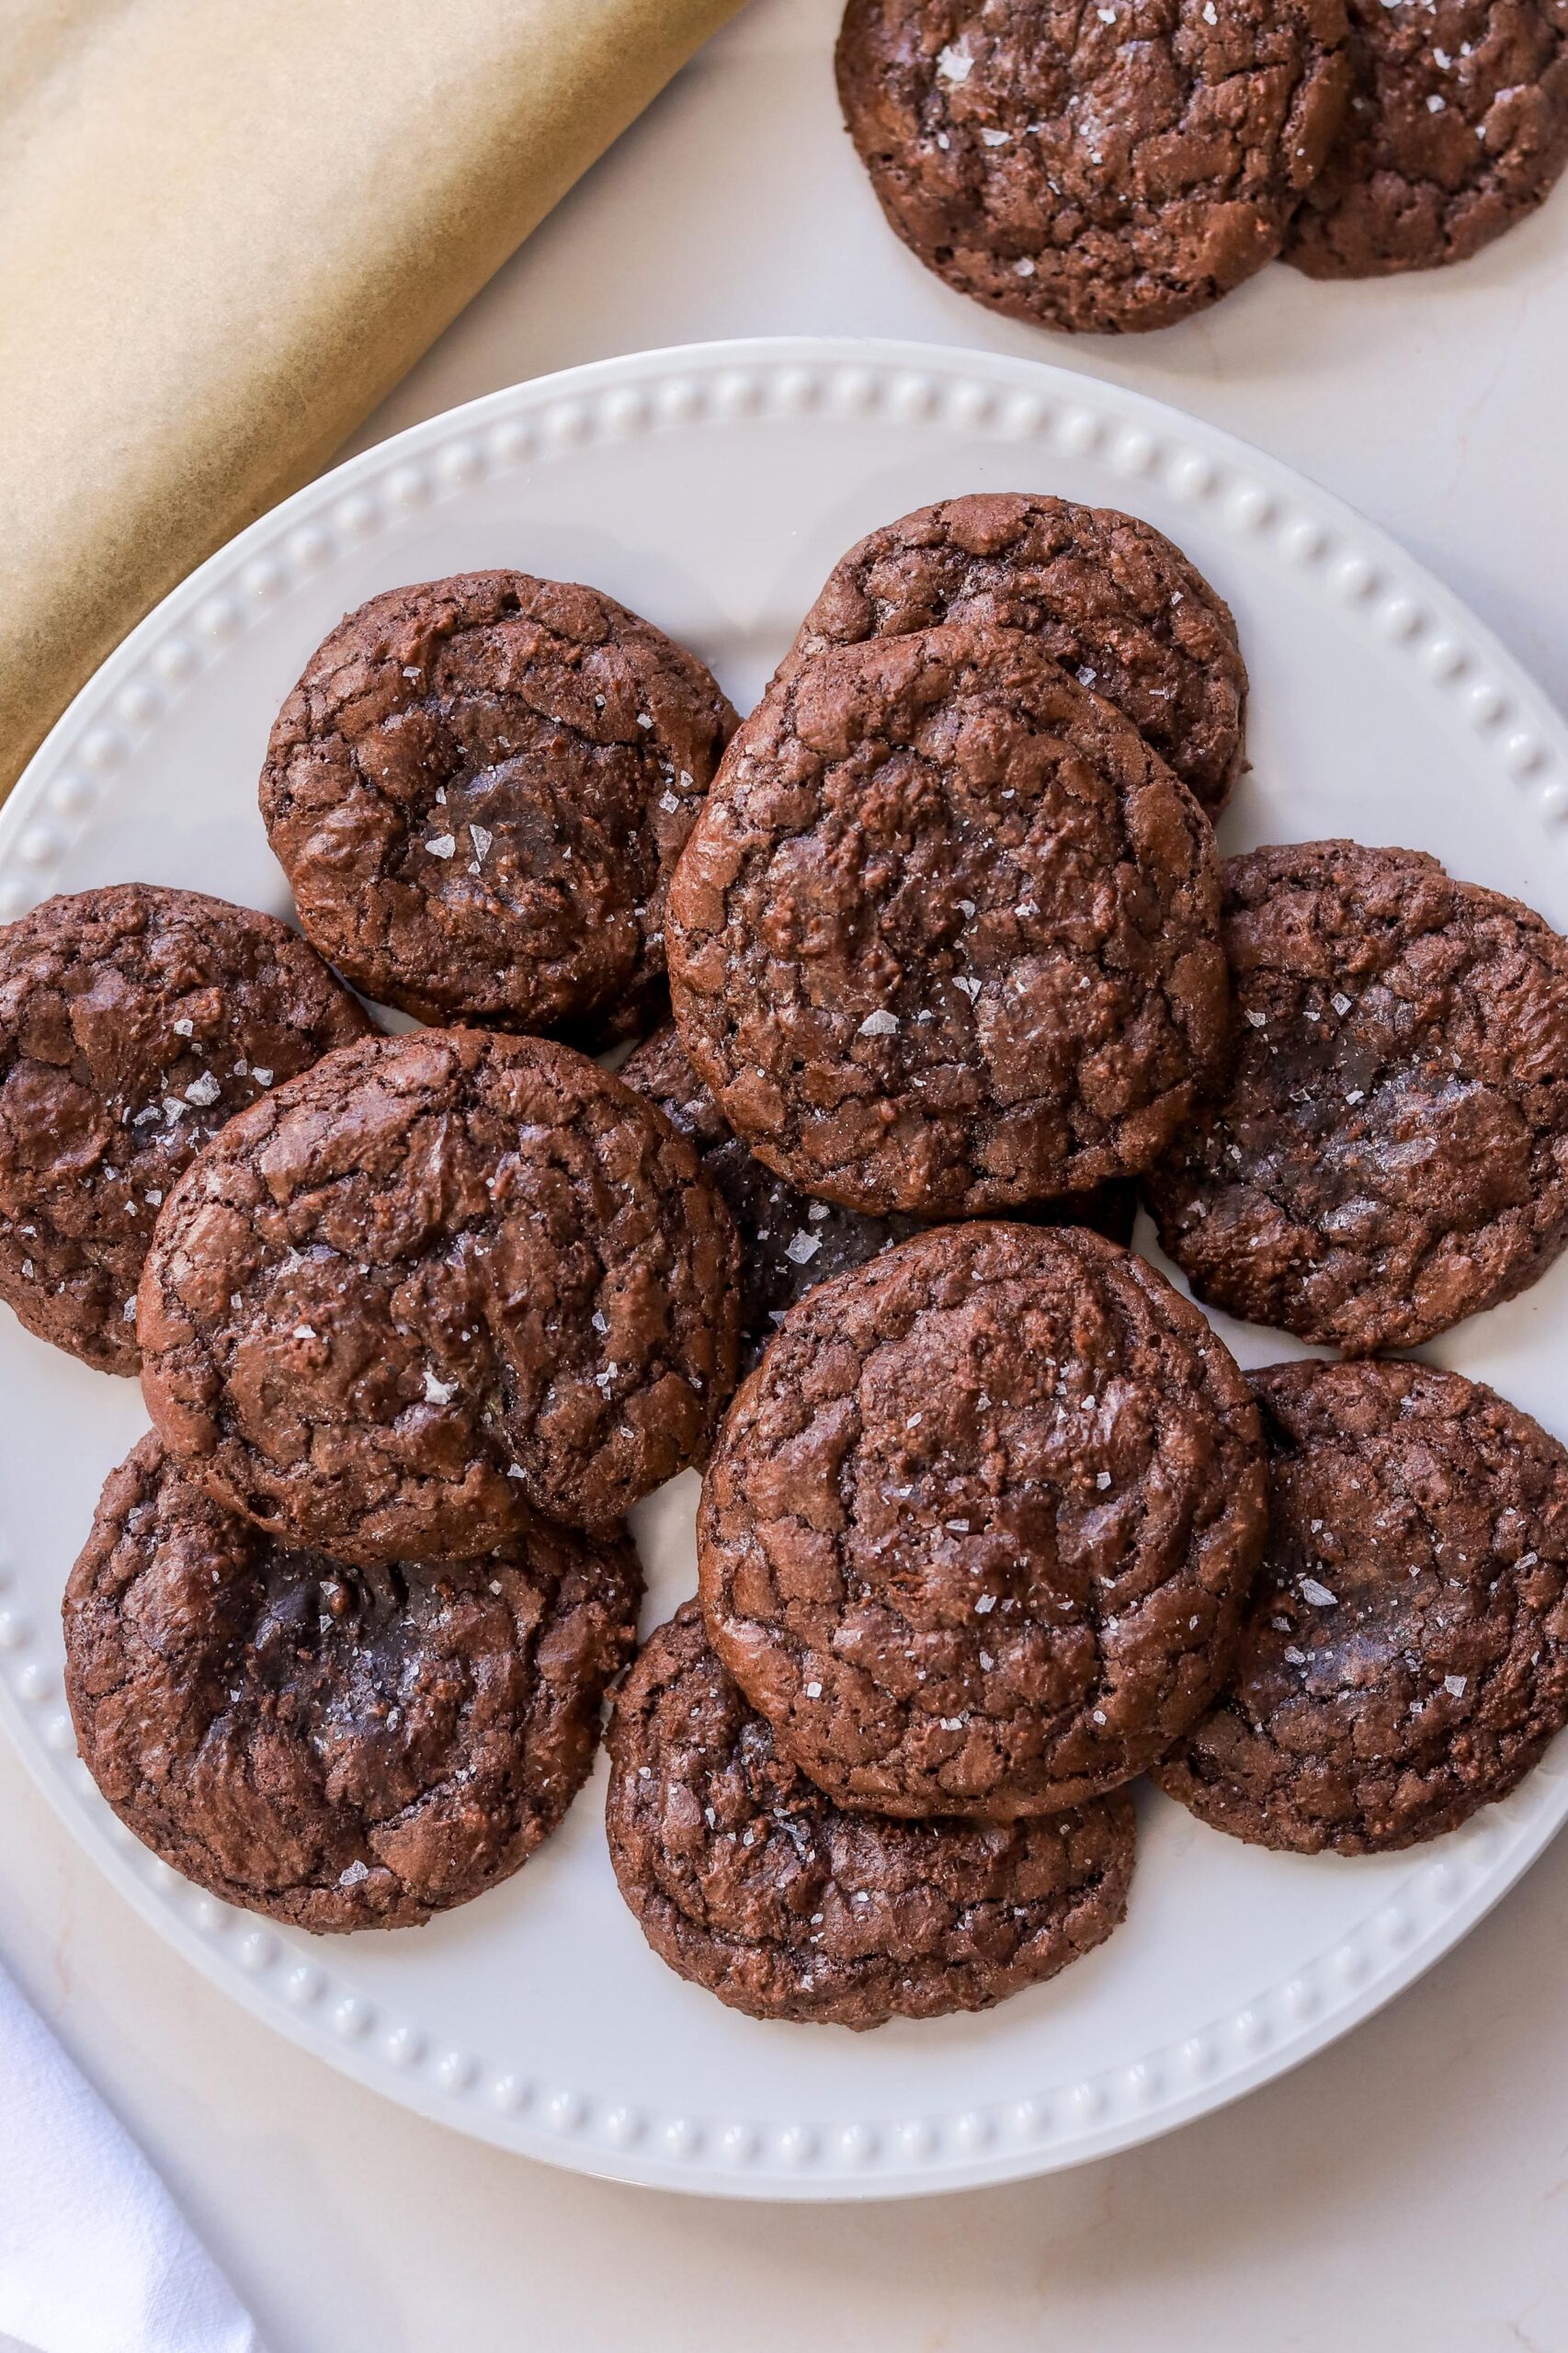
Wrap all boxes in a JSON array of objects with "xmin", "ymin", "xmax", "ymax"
[
  {"xmin": 836, "ymin": 0, "xmax": 1568, "ymax": 333},
  {"xmin": 7, "ymin": 504, "xmax": 1567, "ymax": 2035}
]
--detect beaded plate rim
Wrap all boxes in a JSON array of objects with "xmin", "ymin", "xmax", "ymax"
[{"xmin": 0, "ymin": 335, "xmax": 1564, "ymax": 2200}]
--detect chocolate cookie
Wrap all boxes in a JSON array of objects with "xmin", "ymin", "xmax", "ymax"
[
  {"xmin": 1143, "ymin": 840, "xmax": 1568, "ymax": 1354},
  {"xmin": 621, "ymin": 1021, "xmax": 1135, "ymax": 1376},
  {"xmin": 699, "ymin": 1222, "xmax": 1267, "ymax": 1818},
  {"xmin": 0, "ymin": 886, "xmax": 369, "ymax": 1376},
  {"xmin": 835, "ymin": 0, "xmax": 1351, "ymax": 334},
  {"xmin": 1285, "ymin": 0, "xmax": 1568, "ymax": 278},
  {"xmin": 259, "ymin": 573, "xmax": 736, "ymax": 1041},
  {"xmin": 1153, "ymin": 1360, "xmax": 1568, "ymax": 1853},
  {"xmin": 138, "ymin": 1028, "xmax": 740, "ymax": 1563},
  {"xmin": 607, "ymin": 1603, "xmax": 1136, "ymax": 2028},
  {"xmin": 668, "ymin": 624, "xmax": 1229, "ymax": 1219},
  {"xmin": 777, "ymin": 493, "xmax": 1248, "ymax": 817},
  {"xmin": 65, "ymin": 1434, "xmax": 641, "ymax": 1930}
]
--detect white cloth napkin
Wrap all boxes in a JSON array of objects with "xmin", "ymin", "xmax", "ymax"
[{"xmin": 0, "ymin": 1961, "xmax": 261, "ymax": 2353}]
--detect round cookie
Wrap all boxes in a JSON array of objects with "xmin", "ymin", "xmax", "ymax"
[
  {"xmin": 1285, "ymin": 0, "xmax": 1568, "ymax": 278},
  {"xmin": 64, "ymin": 1434, "xmax": 642, "ymax": 1930},
  {"xmin": 1153, "ymin": 1360, "xmax": 1568, "ymax": 1853},
  {"xmin": 607, "ymin": 1602, "xmax": 1136, "ymax": 2029},
  {"xmin": 620, "ymin": 1022, "xmax": 1135, "ymax": 1376},
  {"xmin": 1143, "ymin": 840, "xmax": 1568, "ymax": 1354},
  {"xmin": 0, "ymin": 885, "xmax": 369, "ymax": 1376},
  {"xmin": 777, "ymin": 493, "xmax": 1248, "ymax": 818},
  {"xmin": 668, "ymin": 623, "xmax": 1229, "ymax": 1219},
  {"xmin": 259, "ymin": 572, "xmax": 736, "ymax": 1041},
  {"xmin": 138, "ymin": 1028, "xmax": 741, "ymax": 1563},
  {"xmin": 698, "ymin": 1222, "xmax": 1267, "ymax": 1819},
  {"xmin": 835, "ymin": 0, "xmax": 1351, "ymax": 335}
]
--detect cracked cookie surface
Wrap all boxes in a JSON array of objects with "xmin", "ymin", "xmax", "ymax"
[
  {"xmin": 607, "ymin": 1602, "xmax": 1136, "ymax": 2027},
  {"xmin": 777, "ymin": 493, "xmax": 1247, "ymax": 817},
  {"xmin": 138, "ymin": 1028, "xmax": 741, "ymax": 1562},
  {"xmin": 65, "ymin": 1434, "xmax": 642, "ymax": 1929},
  {"xmin": 1285, "ymin": 0, "xmax": 1568, "ymax": 278},
  {"xmin": 259, "ymin": 572, "xmax": 736, "ymax": 1042},
  {"xmin": 1153, "ymin": 1359, "xmax": 1568, "ymax": 1852},
  {"xmin": 667, "ymin": 623, "xmax": 1229, "ymax": 1218},
  {"xmin": 836, "ymin": 0, "xmax": 1350, "ymax": 333},
  {"xmin": 698, "ymin": 1222, "xmax": 1267, "ymax": 1818},
  {"xmin": 1142, "ymin": 840, "xmax": 1568, "ymax": 1353},
  {"xmin": 621, "ymin": 1021, "xmax": 1136, "ymax": 1379},
  {"xmin": 0, "ymin": 885, "xmax": 369, "ymax": 1375}
]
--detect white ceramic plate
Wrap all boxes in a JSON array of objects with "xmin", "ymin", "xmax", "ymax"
[{"xmin": 3, "ymin": 337, "xmax": 1566, "ymax": 2201}]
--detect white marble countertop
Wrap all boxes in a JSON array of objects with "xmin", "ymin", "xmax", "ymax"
[{"xmin": 6, "ymin": 3, "xmax": 1568, "ymax": 2344}]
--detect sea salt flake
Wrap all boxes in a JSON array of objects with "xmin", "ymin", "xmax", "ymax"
[
  {"xmin": 185, "ymin": 1072, "xmax": 222, "ymax": 1108},
  {"xmin": 858, "ymin": 1008, "xmax": 900, "ymax": 1035},
  {"xmin": 1345, "ymin": 1088, "xmax": 1365, "ymax": 1105},
  {"xmin": 784, "ymin": 1230, "xmax": 822, "ymax": 1265},
  {"xmin": 1013, "ymin": 256, "xmax": 1037, "ymax": 277},
  {"xmin": 1284, "ymin": 1645, "xmax": 1307, "ymax": 1665},
  {"xmin": 954, "ymin": 973, "xmax": 982, "ymax": 1001},
  {"xmin": 1077, "ymin": 665, "xmax": 1098, "ymax": 686},
  {"xmin": 635, "ymin": 711, "xmax": 653, "ymax": 730},
  {"xmin": 1096, "ymin": 1471, "xmax": 1111, "ymax": 1490},
  {"xmin": 976, "ymin": 1594, "xmax": 996, "ymax": 1613},
  {"xmin": 469, "ymin": 824, "xmax": 493, "ymax": 860},
  {"xmin": 592, "ymin": 1310, "xmax": 609, "ymax": 1334},
  {"xmin": 162, "ymin": 1097, "xmax": 188, "ymax": 1122},
  {"xmin": 144, "ymin": 1189, "xmax": 162, "ymax": 1206},
  {"xmin": 252, "ymin": 1067, "xmax": 273, "ymax": 1086},
  {"xmin": 1301, "ymin": 1576, "xmax": 1337, "ymax": 1608},
  {"xmin": 1202, "ymin": 0, "xmax": 1217, "ymax": 18},
  {"xmin": 946, "ymin": 1518, "xmax": 970, "ymax": 1532},
  {"xmin": 1444, "ymin": 1673, "xmax": 1468, "ymax": 1697},
  {"xmin": 292, "ymin": 1324, "xmax": 316, "ymax": 1340},
  {"xmin": 423, "ymin": 1368, "xmax": 457, "ymax": 1404},
  {"xmin": 122, "ymin": 1297, "xmax": 136, "ymax": 1321},
  {"xmin": 1092, "ymin": 1709, "xmax": 1107, "ymax": 1725},
  {"xmin": 1244, "ymin": 1009, "xmax": 1267, "ymax": 1028},
  {"xmin": 980, "ymin": 127, "xmax": 1010, "ymax": 145},
  {"xmin": 1426, "ymin": 92, "xmax": 1446, "ymax": 111},
  {"xmin": 173, "ymin": 1017, "xmax": 194, "ymax": 1036},
  {"xmin": 805, "ymin": 1680, "xmax": 824, "ymax": 1699},
  {"xmin": 937, "ymin": 38, "xmax": 973, "ymax": 82},
  {"xmin": 426, "ymin": 833, "xmax": 456, "ymax": 859},
  {"xmin": 659, "ymin": 790, "xmax": 680, "ymax": 813},
  {"xmin": 1332, "ymin": 993, "xmax": 1352, "ymax": 1015},
  {"xmin": 338, "ymin": 1860, "xmax": 370, "ymax": 1887}
]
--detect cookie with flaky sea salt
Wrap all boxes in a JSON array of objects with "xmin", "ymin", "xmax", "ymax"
[
  {"xmin": 138, "ymin": 1027, "xmax": 741, "ymax": 1563},
  {"xmin": 1153, "ymin": 1358, "xmax": 1568, "ymax": 1852},
  {"xmin": 65, "ymin": 1433, "xmax": 642, "ymax": 1929},
  {"xmin": 698, "ymin": 1221, "xmax": 1267, "ymax": 1819},
  {"xmin": 1143, "ymin": 839, "xmax": 1568, "ymax": 1353},
  {"xmin": 259, "ymin": 571, "xmax": 736, "ymax": 1043},
  {"xmin": 667, "ymin": 622, "xmax": 1229, "ymax": 1220},
  {"xmin": 1285, "ymin": 0, "xmax": 1568, "ymax": 278},
  {"xmin": 835, "ymin": 0, "xmax": 1351, "ymax": 333},
  {"xmin": 606, "ymin": 1602, "xmax": 1136, "ymax": 2027},
  {"xmin": 0, "ymin": 884, "xmax": 369, "ymax": 1374}
]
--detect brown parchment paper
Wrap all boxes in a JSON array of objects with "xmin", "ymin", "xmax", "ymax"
[{"xmin": 0, "ymin": 0, "xmax": 746, "ymax": 794}]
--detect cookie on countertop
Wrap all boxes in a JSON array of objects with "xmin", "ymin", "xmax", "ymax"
[
  {"xmin": 0, "ymin": 885, "xmax": 369, "ymax": 1376},
  {"xmin": 138, "ymin": 1028, "xmax": 741, "ymax": 1563},
  {"xmin": 835, "ymin": 0, "xmax": 1351, "ymax": 334},
  {"xmin": 776, "ymin": 493, "xmax": 1248, "ymax": 818},
  {"xmin": 607, "ymin": 1602, "xmax": 1136, "ymax": 2028},
  {"xmin": 620, "ymin": 1022, "xmax": 1134, "ymax": 1376},
  {"xmin": 699, "ymin": 1222, "xmax": 1267, "ymax": 1819},
  {"xmin": 1143, "ymin": 839, "xmax": 1568, "ymax": 1354},
  {"xmin": 64, "ymin": 1434, "xmax": 642, "ymax": 1930},
  {"xmin": 1153, "ymin": 1359, "xmax": 1568, "ymax": 1853},
  {"xmin": 668, "ymin": 623, "xmax": 1229, "ymax": 1219},
  {"xmin": 259, "ymin": 572, "xmax": 736, "ymax": 1043},
  {"xmin": 1285, "ymin": 0, "xmax": 1568, "ymax": 278}
]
